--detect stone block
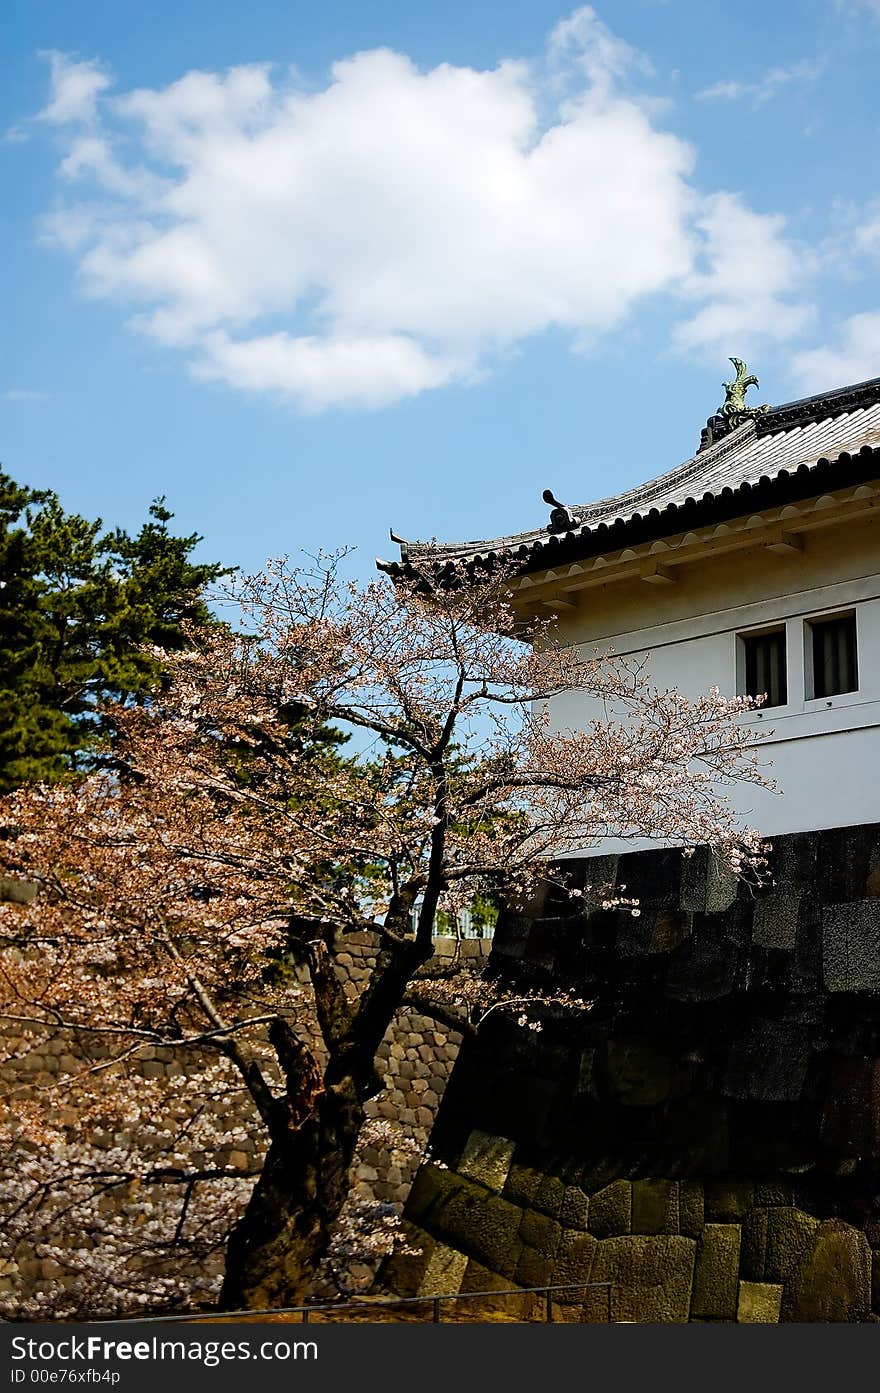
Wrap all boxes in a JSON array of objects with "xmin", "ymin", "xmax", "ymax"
[
  {"xmin": 788, "ymin": 1221, "xmax": 871, "ymax": 1322},
  {"xmin": 704, "ymin": 1179, "xmax": 754, "ymax": 1223},
  {"xmin": 823, "ymin": 902, "xmax": 880, "ymax": 992},
  {"xmin": 560, "ymin": 1186, "xmax": 590, "ymax": 1230},
  {"xmin": 518, "ymin": 1208, "xmax": 561, "ymax": 1256},
  {"xmin": 530, "ymin": 1174, "xmax": 565, "ymax": 1218},
  {"xmin": 678, "ymin": 1182, "xmax": 705, "ymax": 1239},
  {"xmin": 503, "ymin": 1163, "xmax": 542, "ymax": 1208},
  {"xmin": 515, "ymin": 1245, "xmax": 555, "ymax": 1290},
  {"xmin": 428, "ymin": 1181, "xmax": 524, "ymax": 1279},
  {"xmin": 873, "ymin": 1250, "xmax": 880, "ymax": 1313},
  {"xmin": 723, "ymin": 1019, "xmax": 811, "ymax": 1101},
  {"xmin": 553, "ymin": 1230, "xmax": 597, "ymax": 1290},
  {"xmin": 691, "ymin": 1224, "xmax": 741, "ymax": 1321},
  {"xmin": 666, "ymin": 934, "xmax": 738, "ymax": 1002},
  {"xmin": 648, "ymin": 909, "xmax": 692, "ymax": 953},
  {"xmin": 605, "ymin": 1039, "xmax": 673, "ymax": 1107},
  {"xmin": 458, "ymin": 1261, "xmax": 533, "ymax": 1319},
  {"xmin": 591, "ymin": 1235, "xmax": 696, "ymax": 1323},
  {"xmin": 753, "ymin": 1182, "xmax": 794, "ymax": 1207},
  {"xmin": 820, "ymin": 1057, "xmax": 880, "ymax": 1157},
  {"xmin": 588, "ymin": 1181, "xmax": 632, "ymax": 1238},
  {"xmin": 764, "ymin": 1206, "xmax": 819, "ymax": 1284},
  {"xmin": 631, "ymin": 1180, "xmax": 679, "ymax": 1235},
  {"xmin": 741, "ymin": 1208, "xmax": 769, "ymax": 1281},
  {"xmin": 753, "ymin": 895, "xmax": 800, "ymax": 950},
  {"xmin": 737, "ymin": 1281, "xmax": 782, "ymax": 1323},
  {"xmin": 418, "ymin": 1243, "xmax": 469, "ymax": 1298},
  {"xmin": 406, "ymin": 1163, "xmax": 462, "ymax": 1223}
]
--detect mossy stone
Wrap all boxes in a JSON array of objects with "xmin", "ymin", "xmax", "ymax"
[
  {"xmin": 704, "ymin": 1178, "xmax": 754, "ymax": 1223},
  {"xmin": 553, "ymin": 1230, "xmax": 597, "ymax": 1290},
  {"xmin": 533, "ymin": 1174, "xmax": 566, "ymax": 1219},
  {"xmin": 691, "ymin": 1224, "xmax": 741, "ymax": 1321},
  {"xmin": 458, "ymin": 1130, "xmax": 515, "ymax": 1193},
  {"xmin": 417, "ymin": 1243, "xmax": 469, "ymax": 1297},
  {"xmin": 788, "ymin": 1221, "xmax": 871, "ymax": 1322},
  {"xmin": 518, "ymin": 1208, "xmax": 562, "ymax": 1255},
  {"xmin": 754, "ymin": 1182, "xmax": 795, "ymax": 1207},
  {"xmin": 515, "ymin": 1245, "xmax": 555, "ymax": 1290},
  {"xmin": 459, "ymin": 1260, "xmax": 533, "ymax": 1319},
  {"xmin": 737, "ymin": 1281, "xmax": 782, "ymax": 1323},
  {"xmin": 588, "ymin": 1180, "xmax": 632, "ymax": 1238},
  {"xmin": 649, "ymin": 910, "xmax": 691, "ymax": 953},
  {"xmin": 591, "ymin": 1235, "xmax": 697, "ymax": 1323},
  {"xmin": 632, "ymin": 1180, "xmax": 679, "ymax": 1235},
  {"xmin": 765, "ymin": 1206, "xmax": 819, "ymax": 1285},
  {"xmin": 679, "ymin": 1182, "xmax": 705, "ymax": 1239},
  {"xmin": 406, "ymin": 1163, "xmax": 464, "ymax": 1223},
  {"xmin": 427, "ymin": 1177, "xmax": 524, "ymax": 1280},
  {"xmin": 560, "ymin": 1185, "xmax": 590, "ymax": 1230},
  {"xmin": 741, "ymin": 1208, "xmax": 770, "ymax": 1281},
  {"xmin": 503, "ymin": 1163, "xmax": 543, "ymax": 1208}
]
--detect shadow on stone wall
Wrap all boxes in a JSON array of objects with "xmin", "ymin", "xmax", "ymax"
[{"xmin": 384, "ymin": 825, "xmax": 880, "ymax": 1322}]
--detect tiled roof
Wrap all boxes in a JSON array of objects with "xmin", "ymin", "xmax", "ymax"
[{"xmin": 379, "ymin": 373, "xmax": 880, "ymax": 580}]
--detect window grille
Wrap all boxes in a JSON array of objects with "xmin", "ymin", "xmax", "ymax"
[
  {"xmin": 741, "ymin": 627, "xmax": 787, "ymax": 707},
  {"xmin": 809, "ymin": 612, "xmax": 857, "ymax": 698}
]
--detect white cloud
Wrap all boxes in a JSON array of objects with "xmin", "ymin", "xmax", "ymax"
[
  {"xmin": 790, "ymin": 311, "xmax": 880, "ymax": 392},
  {"xmin": 194, "ymin": 331, "xmax": 470, "ymax": 411},
  {"xmin": 37, "ymin": 51, "xmax": 111, "ymax": 126},
  {"xmin": 2, "ymin": 388, "xmax": 49, "ymax": 402},
  {"xmin": 696, "ymin": 59, "xmax": 822, "ymax": 107},
  {"xmin": 34, "ymin": 10, "xmax": 813, "ymax": 411},
  {"xmin": 853, "ymin": 203, "xmax": 880, "ymax": 257},
  {"xmin": 673, "ymin": 193, "xmax": 815, "ymax": 356},
  {"xmin": 835, "ymin": 0, "xmax": 880, "ymax": 14}
]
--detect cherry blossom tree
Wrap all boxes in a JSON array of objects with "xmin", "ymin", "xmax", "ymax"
[{"xmin": 0, "ymin": 556, "xmax": 772, "ymax": 1314}]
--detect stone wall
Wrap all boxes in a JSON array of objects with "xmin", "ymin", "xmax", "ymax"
[
  {"xmin": 385, "ymin": 825, "xmax": 880, "ymax": 1322},
  {"xmin": 1, "ymin": 933, "xmax": 486, "ymax": 1310}
]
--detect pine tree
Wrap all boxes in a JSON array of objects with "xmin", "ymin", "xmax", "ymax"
[{"xmin": 0, "ymin": 471, "xmax": 230, "ymax": 791}]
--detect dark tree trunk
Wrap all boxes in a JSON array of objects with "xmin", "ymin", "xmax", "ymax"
[
  {"xmin": 220, "ymin": 1080, "xmax": 363, "ymax": 1311},
  {"xmin": 220, "ymin": 933, "xmax": 430, "ymax": 1311}
]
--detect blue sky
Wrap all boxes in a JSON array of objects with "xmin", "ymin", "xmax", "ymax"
[{"xmin": 3, "ymin": 0, "xmax": 880, "ymax": 581}]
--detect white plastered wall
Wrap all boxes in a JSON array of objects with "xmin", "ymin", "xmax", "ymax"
[{"xmin": 544, "ymin": 513, "xmax": 880, "ymax": 853}]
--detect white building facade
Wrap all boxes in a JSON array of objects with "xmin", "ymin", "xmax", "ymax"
[{"xmin": 385, "ymin": 368, "xmax": 880, "ymax": 852}]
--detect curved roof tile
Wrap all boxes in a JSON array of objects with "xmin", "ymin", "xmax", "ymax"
[{"xmin": 379, "ymin": 374, "xmax": 880, "ymax": 579}]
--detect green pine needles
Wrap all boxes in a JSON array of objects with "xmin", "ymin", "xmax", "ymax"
[{"xmin": 0, "ymin": 470, "xmax": 230, "ymax": 792}]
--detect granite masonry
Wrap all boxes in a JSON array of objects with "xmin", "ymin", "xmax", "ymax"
[{"xmin": 384, "ymin": 823, "xmax": 880, "ymax": 1322}]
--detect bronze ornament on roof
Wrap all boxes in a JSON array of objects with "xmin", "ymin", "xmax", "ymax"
[
  {"xmin": 378, "ymin": 369, "xmax": 880, "ymax": 583},
  {"xmin": 699, "ymin": 356, "xmax": 771, "ymax": 451},
  {"xmin": 719, "ymin": 357, "xmax": 771, "ymax": 425}
]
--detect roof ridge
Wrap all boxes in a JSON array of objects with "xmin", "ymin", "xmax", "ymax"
[{"xmin": 757, "ymin": 373, "xmax": 880, "ymax": 434}]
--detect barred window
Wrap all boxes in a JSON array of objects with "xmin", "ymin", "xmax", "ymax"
[
  {"xmin": 809, "ymin": 612, "xmax": 858, "ymax": 698},
  {"xmin": 741, "ymin": 627, "xmax": 787, "ymax": 707}
]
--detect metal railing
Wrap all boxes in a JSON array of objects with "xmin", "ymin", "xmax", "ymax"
[{"xmin": 105, "ymin": 1281, "xmax": 614, "ymax": 1325}]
